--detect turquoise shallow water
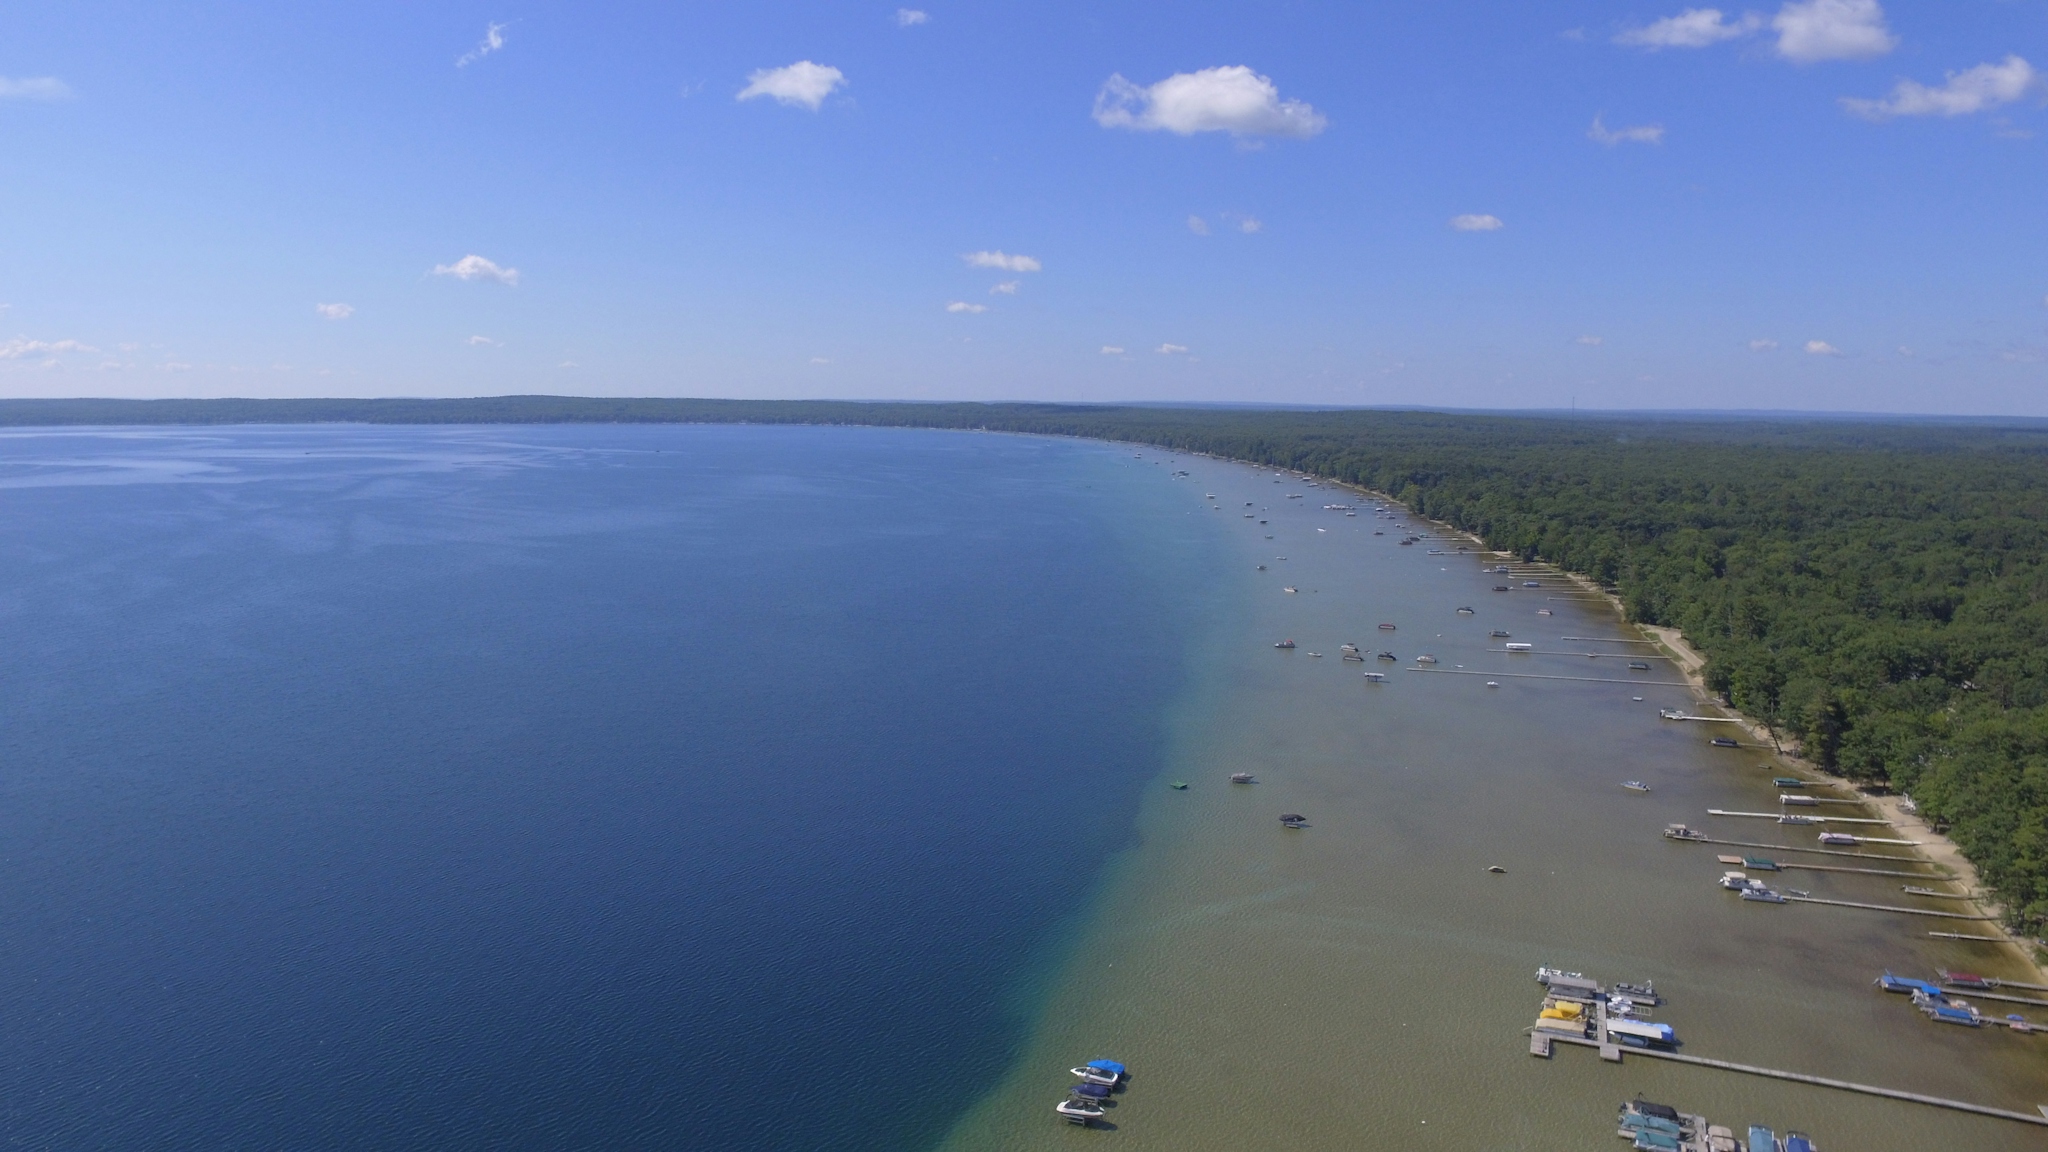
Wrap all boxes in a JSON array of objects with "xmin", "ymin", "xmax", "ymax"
[{"xmin": 0, "ymin": 424, "xmax": 1223, "ymax": 1150}]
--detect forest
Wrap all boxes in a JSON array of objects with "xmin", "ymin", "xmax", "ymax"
[{"xmin": 10, "ymin": 396, "xmax": 2048, "ymax": 932}]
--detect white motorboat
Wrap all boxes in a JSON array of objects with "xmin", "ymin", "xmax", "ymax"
[{"xmin": 1056, "ymin": 1099, "xmax": 1105, "ymax": 1124}]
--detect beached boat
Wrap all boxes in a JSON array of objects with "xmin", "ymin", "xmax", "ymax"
[
  {"xmin": 1622, "ymin": 781, "xmax": 1650, "ymax": 792},
  {"xmin": 1709, "ymin": 737, "xmax": 1739, "ymax": 747},
  {"xmin": 1055, "ymin": 1099, "xmax": 1105, "ymax": 1124},
  {"xmin": 1229, "ymin": 772, "xmax": 1256, "ymax": 784},
  {"xmin": 1274, "ymin": 640, "xmax": 1296, "ymax": 649}
]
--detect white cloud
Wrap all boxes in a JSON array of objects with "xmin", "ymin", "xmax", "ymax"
[
  {"xmin": 1156, "ymin": 343, "xmax": 1189, "ymax": 354},
  {"xmin": 946, "ymin": 301, "xmax": 988, "ymax": 314},
  {"xmin": 432, "ymin": 255, "xmax": 519, "ymax": 285},
  {"xmin": 466, "ymin": 335, "xmax": 501, "ymax": 346},
  {"xmin": 1449, "ymin": 214, "xmax": 1504, "ymax": 232},
  {"xmin": 1841, "ymin": 56, "xmax": 2036, "ymax": 120},
  {"xmin": 1897, "ymin": 346, "xmax": 1914, "ymax": 357},
  {"xmin": 1804, "ymin": 339, "xmax": 1842, "ymax": 355},
  {"xmin": 1187, "ymin": 215, "xmax": 1211, "ymax": 235},
  {"xmin": 990, "ymin": 281, "xmax": 1019, "ymax": 295},
  {"xmin": 1094, "ymin": 66, "xmax": 1326, "ymax": 139},
  {"xmin": 0, "ymin": 76, "xmax": 74, "ymax": 101},
  {"xmin": 456, "ymin": 22, "xmax": 506, "ymax": 68},
  {"xmin": 1774, "ymin": 0, "xmax": 1895, "ymax": 63},
  {"xmin": 1575, "ymin": 335, "xmax": 1604, "ymax": 346},
  {"xmin": 896, "ymin": 8, "xmax": 929, "ymax": 25},
  {"xmin": 738, "ymin": 61, "xmax": 846, "ymax": 110},
  {"xmin": 809, "ymin": 356, "xmax": 831, "ymax": 364},
  {"xmin": 314, "ymin": 302, "xmax": 354, "ymax": 320},
  {"xmin": 1100, "ymin": 346, "xmax": 1125, "ymax": 355},
  {"xmin": 1615, "ymin": 9, "xmax": 1760, "ymax": 50},
  {"xmin": 1588, "ymin": 114, "xmax": 1665, "ymax": 145},
  {"xmin": 1238, "ymin": 216, "xmax": 1263, "ymax": 233},
  {"xmin": 1749, "ymin": 338, "xmax": 1780, "ymax": 351},
  {"xmin": 0, "ymin": 338, "xmax": 96, "ymax": 359},
  {"xmin": 963, "ymin": 250, "xmax": 1041, "ymax": 273},
  {"xmin": 559, "ymin": 360, "xmax": 580, "ymax": 368}
]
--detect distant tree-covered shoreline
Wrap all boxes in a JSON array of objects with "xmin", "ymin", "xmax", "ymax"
[{"xmin": 11, "ymin": 396, "xmax": 2048, "ymax": 930}]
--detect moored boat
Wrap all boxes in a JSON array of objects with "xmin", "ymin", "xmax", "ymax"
[
  {"xmin": 1274, "ymin": 639, "xmax": 1296, "ymax": 649},
  {"xmin": 1055, "ymin": 1099, "xmax": 1105, "ymax": 1124},
  {"xmin": 1229, "ymin": 772, "xmax": 1256, "ymax": 784},
  {"xmin": 1622, "ymin": 780, "xmax": 1650, "ymax": 792},
  {"xmin": 1741, "ymin": 886, "xmax": 1788, "ymax": 903},
  {"xmin": 1818, "ymin": 831, "xmax": 1858, "ymax": 845},
  {"xmin": 1627, "ymin": 661, "xmax": 1651, "ymax": 670},
  {"xmin": 1709, "ymin": 737, "xmax": 1739, "ymax": 747},
  {"xmin": 1504, "ymin": 642, "xmax": 1533, "ymax": 652},
  {"xmin": 1663, "ymin": 823, "xmax": 1705, "ymax": 841},
  {"xmin": 1772, "ymin": 777, "xmax": 1806, "ymax": 788},
  {"xmin": 1070, "ymin": 1059, "xmax": 1125, "ymax": 1086}
]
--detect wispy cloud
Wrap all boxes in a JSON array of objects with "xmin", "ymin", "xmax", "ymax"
[
  {"xmin": 1749, "ymin": 338, "xmax": 1780, "ymax": 351},
  {"xmin": 1449, "ymin": 214, "xmax": 1504, "ymax": 232},
  {"xmin": 1156, "ymin": 343, "xmax": 1189, "ymax": 354},
  {"xmin": 1774, "ymin": 0, "xmax": 1895, "ymax": 63},
  {"xmin": 990, "ymin": 281, "xmax": 1019, "ymax": 295},
  {"xmin": 432, "ymin": 255, "xmax": 519, "ymax": 285},
  {"xmin": 895, "ymin": 8, "xmax": 929, "ymax": 26},
  {"xmin": 1094, "ymin": 66, "xmax": 1326, "ymax": 139},
  {"xmin": 809, "ymin": 356, "xmax": 831, "ymax": 364},
  {"xmin": 1841, "ymin": 56, "xmax": 2036, "ymax": 120},
  {"xmin": 466, "ymin": 335, "xmax": 501, "ymax": 346},
  {"xmin": 456, "ymin": 22, "xmax": 506, "ymax": 68},
  {"xmin": 0, "ymin": 337, "xmax": 97, "ymax": 359},
  {"xmin": 1588, "ymin": 114, "xmax": 1665, "ymax": 145},
  {"xmin": 1187, "ymin": 215, "xmax": 1211, "ymax": 235},
  {"xmin": 314, "ymin": 302, "xmax": 354, "ymax": 320},
  {"xmin": 1100, "ymin": 346, "xmax": 1125, "ymax": 355},
  {"xmin": 0, "ymin": 76, "xmax": 74, "ymax": 101},
  {"xmin": 738, "ymin": 61, "xmax": 846, "ymax": 110},
  {"xmin": 963, "ymin": 250, "xmax": 1041, "ymax": 273},
  {"xmin": 1237, "ymin": 216, "xmax": 1263, "ymax": 233},
  {"xmin": 1575, "ymin": 335, "xmax": 1604, "ymax": 346},
  {"xmin": 1804, "ymin": 339, "xmax": 1842, "ymax": 355},
  {"xmin": 1615, "ymin": 9, "xmax": 1760, "ymax": 50},
  {"xmin": 946, "ymin": 301, "xmax": 988, "ymax": 314}
]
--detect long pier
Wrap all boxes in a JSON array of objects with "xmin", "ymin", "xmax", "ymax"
[
  {"xmin": 1561, "ymin": 636, "xmax": 1659, "ymax": 644},
  {"xmin": 1672, "ymin": 833, "xmax": 1943, "ymax": 865},
  {"xmin": 1708, "ymin": 809, "xmax": 1899, "ymax": 827},
  {"xmin": 1783, "ymin": 895, "xmax": 1996, "ymax": 920},
  {"xmin": 1721, "ymin": 858, "xmax": 1949, "ymax": 879},
  {"xmin": 1406, "ymin": 667, "xmax": 1691, "ymax": 687},
  {"xmin": 1940, "ymin": 987, "xmax": 2048, "ymax": 1009},
  {"xmin": 1532, "ymin": 1033, "xmax": 2048, "ymax": 1128}
]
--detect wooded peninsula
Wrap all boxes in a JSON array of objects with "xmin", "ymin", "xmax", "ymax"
[{"xmin": 12, "ymin": 396, "xmax": 2047, "ymax": 935}]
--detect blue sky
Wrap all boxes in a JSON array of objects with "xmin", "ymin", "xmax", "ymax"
[{"xmin": 3, "ymin": 2, "xmax": 2044, "ymax": 412}]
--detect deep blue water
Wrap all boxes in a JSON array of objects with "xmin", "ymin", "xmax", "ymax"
[{"xmin": 0, "ymin": 424, "xmax": 1215, "ymax": 1150}]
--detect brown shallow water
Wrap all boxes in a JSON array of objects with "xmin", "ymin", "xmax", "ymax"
[{"xmin": 940, "ymin": 452, "xmax": 2048, "ymax": 1151}]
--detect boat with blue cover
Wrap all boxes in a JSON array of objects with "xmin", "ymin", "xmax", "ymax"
[
  {"xmin": 1750, "ymin": 1125, "xmax": 1779, "ymax": 1152},
  {"xmin": 1783, "ymin": 1133, "xmax": 1816, "ymax": 1152},
  {"xmin": 1070, "ymin": 1059, "xmax": 1126, "ymax": 1086}
]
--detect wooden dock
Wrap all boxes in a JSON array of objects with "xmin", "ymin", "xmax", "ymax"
[
  {"xmin": 1782, "ymin": 895, "xmax": 1996, "ymax": 920},
  {"xmin": 1532, "ymin": 1033, "xmax": 2048, "ymax": 1128},
  {"xmin": 1561, "ymin": 636, "xmax": 1659, "ymax": 644},
  {"xmin": 1707, "ymin": 809, "xmax": 1900, "ymax": 827},
  {"xmin": 1931, "ymin": 931, "xmax": 2011, "ymax": 943},
  {"xmin": 1671, "ymin": 833, "xmax": 1943, "ymax": 866},
  {"xmin": 1939, "ymin": 987, "xmax": 2048, "ymax": 1009},
  {"xmin": 1406, "ymin": 667, "xmax": 1691, "ymax": 687}
]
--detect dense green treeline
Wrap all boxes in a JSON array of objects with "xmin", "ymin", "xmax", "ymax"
[{"xmin": 10, "ymin": 396, "xmax": 2048, "ymax": 928}]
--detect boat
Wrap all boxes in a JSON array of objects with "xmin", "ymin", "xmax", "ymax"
[
  {"xmin": 1363, "ymin": 672, "xmax": 1386, "ymax": 682},
  {"xmin": 1256, "ymin": 564, "xmax": 1267, "ymax": 570},
  {"xmin": 1055, "ymin": 1099, "xmax": 1105, "ymax": 1124},
  {"xmin": 1339, "ymin": 643, "xmax": 1359, "ymax": 653},
  {"xmin": 1283, "ymin": 586, "xmax": 1298, "ymax": 593},
  {"xmin": 1493, "ymin": 584, "xmax": 1510, "ymax": 591},
  {"xmin": 1709, "ymin": 737, "xmax": 1739, "ymax": 748},
  {"xmin": 1773, "ymin": 777, "xmax": 1806, "ymax": 788},
  {"xmin": 1504, "ymin": 642, "xmax": 1533, "ymax": 652},
  {"xmin": 1627, "ymin": 661, "xmax": 1651, "ymax": 670},
  {"xmin": 1659, "ymin": 708, "xmax": 1686, "ymax": 720},
  {"xmin": 1071, "ymin": 1060, "xmax": 1126, "ymax": 1085},
  {"xmin": 1622, "ymin": 781, "xmax": 1651, "ymax": 792},
  {"xmin": 1416, "ymin": 654, "xmax": 1438, "ymax": 664},
  {"xmin": 1485, "ymin": 680, "xmax": 1499, "ymax": 687},
  {"xmin": 1490, "ymin": 629, "xmax": 1511, "ymax": 637},
  {"xmin": 1487, "ymin": 865, "xmax": 1505, "ymax": 873},
  {"xmin": 1749, "ymin": 1126, "xmax": 1777, "ymax": 1152},
  {"xmin": 1818, "ymin": 832, "xmax": 1858, "ymax": 845},
  {"xmin": 1606, "ymin": 1018, "xmax": 1678, "ymax": 1048},
  {"xmin": 1777, "ymin": 814, "xmax": 1817, "ymax": 825},
  {"xmin": 1783, "ymin": 1133, "xmax": 1816, "ymax": 1152},
  {"xmin": 1342, "ymin": 652, "xmax": 1365, "ymax": 662},
  {"xmin": 1612, "ymin": 980, "xmax": 1661, "ymax": 1005},
  {"xmin": 1274, "ymin": 640, "xmax": 1296, "ymax": 649},
  {"xmin": 1279, "ymin": 813, "xmax": 1307, "ymax": 828},
  {"xmin": 1522, "ymin": 581, "xmax": 1541, "ymax": 588},
  {"xmin": 1377, "ymin": 651, "xmax": 1397, "ymax": 660},
  {"xmin": 1632, "ymin": 696, "xmax": 1645, "ymax": 701},
  {"xmin": 1456, "ymin": 606, "xmax": 1475, "ymax": 614},
  {"xmin": 1377, "ymin": 623, "xmax": 1397, "ymax": 630},
  {"xmin": 1169, "ymin": 781, "xmax": 1188, "ymax": 790},
  {"xmin": 1307, "ymin": 651, "xmax": 1323, "ymax": 658},
  {"xmin": 1742, "ymin": 857, "xmax": 1779, "ymax": 871},
  {"xmin": 1069, "ymin": 1082, "xmax": 1113, "ymax": 1102},
  {"xmin": 1940, "ymin": 970, "xmax": 1996, "ymax": 990},
  {"xmin": 1537, "ymin": 608, "xmax": 1553, "ymax": 615},
  {"xmin": 1741, "ymin": 886, "xmax": 1787, "ymax": 903},
  {"xmin": 1719, "ymin": 870, "xmax": 1751, "ymax": 891},
  {"xmin": 1876, "ymin": 971, "xmax": 1943, "ymax": 996},
  {"xmin": 1229, "ymin": 772, "xmax": 1256, "ymax": 784},
  {"xmin": 1926, "ymin": 1004, "xmax": 1982, "ymax": 1027},
  {"xmin": 1780, "ymin": 795, "xmax": 1818, "ymax": 807},
  {"xmin": 1663, "ymin": 823, "xmax": 1705, "ymax": 841}
]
